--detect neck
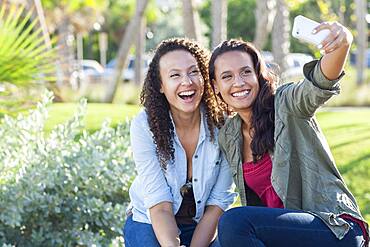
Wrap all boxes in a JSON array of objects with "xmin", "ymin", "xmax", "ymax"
[
  {"xmin": 238, "ymin": 108, "xmax": 253, "ymax": 130},
  {"xmin": 171, "ymin": 109, "xmax": 201, "ymax": 131}
]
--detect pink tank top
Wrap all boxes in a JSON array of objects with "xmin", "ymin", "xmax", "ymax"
[{"xmin": 242, "ymin": 153, "xmax": 283, "ymax": 208}]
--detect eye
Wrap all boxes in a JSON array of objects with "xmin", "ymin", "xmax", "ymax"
[
  {"xmin": 170, "ymin": 73, "xmax": 180, "ymax": 78},
  {"xmin": 221, "ymin": 74, "xmax": 232, "ymax": 80},
  {"xmin": 189, "ymin": 69, "xmax": 200, "ymax": 75},
  {"xmin": 241, "ymin": 69, "xmax": 252, "ymax": 76}
]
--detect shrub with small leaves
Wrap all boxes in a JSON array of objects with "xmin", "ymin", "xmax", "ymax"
[{"xmin": 0, "ymin": 91, "xmax": 135, "ymax": 246}]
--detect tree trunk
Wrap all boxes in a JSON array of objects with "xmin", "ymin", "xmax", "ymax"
[
  {"xmin": 355, "ymin": 0, "xmax": 367, "ymax": 85},
  {"xmin": 56, "ymin": 17, "xmax": 75, "ymax": 87},
  {"xmin": 33, "ymin": 0, "xmax": 52, "ymax": 50},
  {"xmin": 102, "ymin": 0, "xmax": 149, "ymax": 103},
  {"xmin": 135, "ymin": 1, "xmax": 146, "ymax": 85},
  {"xmin": 272, "ymin": 0, "xmax": 290, "ymax": 78},
  {"xmin": 99, "ymin": 32, "xmax": 108, "ymax": 67},
  {"xmin": 181, "ymin": 0, "xmax": 201, "ymax": 41},
  {"xmin": 253, "ymin": 0, "xmax": 276, "ymax": 49},
  {"xmin": 211, "ymin": 0, "xmax": 227, "ymax": 49}
]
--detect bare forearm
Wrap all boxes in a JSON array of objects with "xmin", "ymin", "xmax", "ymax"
[
  {"xmin": 321, "ymin": 43, "xmax": 350, "ymax": 80},
  {"xmin": 150, "ymin": 204, "xmax": 180, "ymax": 247},
  {"xmin": 315, "ymin": 21, "xmax": 353, "ymax": 80},
  {"xmin": 190, "ymin": 205, "xmax": 223, "ymax": 247}
]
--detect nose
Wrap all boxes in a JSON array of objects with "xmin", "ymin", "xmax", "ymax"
[
  {"xmin": 233, "ymin": 74, "xmax": 245, "ymax": 87},
  {"xmin": 180, "ymin": 74, "xmax": 193, "ymax": 86}
]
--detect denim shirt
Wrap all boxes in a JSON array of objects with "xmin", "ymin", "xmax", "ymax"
[
  {"xmin": 127, "ymin": 108, "xmax": 236, "ymax": 224},
  {"xmin": 218, "ymin": 59, "xmax": 368, "ymax": 240}
]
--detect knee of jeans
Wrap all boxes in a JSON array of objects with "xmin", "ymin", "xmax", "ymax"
[{"xmin": 218, "ymin": 207, "xmax": 252, "ymax": 234}]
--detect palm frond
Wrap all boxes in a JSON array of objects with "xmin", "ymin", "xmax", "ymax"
[{"xmin": 0, "ymin": 3, "xmax": 56, "ymax": 86}]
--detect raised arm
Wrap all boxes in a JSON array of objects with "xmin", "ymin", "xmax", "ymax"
[
  {"xmin": 276, "ymin": 21, "xmax": 353, "ymax": 118},
  {"xmin": 314, "ymin": 21, "xmax": 353, "ymax": 80}
]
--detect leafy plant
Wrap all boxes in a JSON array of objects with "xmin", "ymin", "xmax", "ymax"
[
  {"xmin": 0, "ymin": 91, "xmax": 135, "ymax": 246},
  {"xmin": 0, "ymin": 3, "xmax": 56, "ymax": 116}
]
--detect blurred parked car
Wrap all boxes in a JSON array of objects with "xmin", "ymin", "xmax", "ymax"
[
  {"xmin": 261, "ymin": 51, "xmax": 313, "ymax": 80},
  {"xmin": 69, "ymin": 59, "xmax": 105, "ymax": 90},
  {"xmin": 81, "ymin": 59, "xmax": 104, "ymax": 77},
  {"xmin": 350, "ymin": 49, "xmax": 370, "ymax": 68},
  {"xmin": 105, "ymin": 55, "xmax": 151, "ymax": 82},
  {"xmin": 283, "ymin": 53, "xmax": 313, "ymax": 79}
]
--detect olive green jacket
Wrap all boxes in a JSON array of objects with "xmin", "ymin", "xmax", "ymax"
[{"xmin": 218, "ymin": 60, "xmax": 368, "ymax": 240}]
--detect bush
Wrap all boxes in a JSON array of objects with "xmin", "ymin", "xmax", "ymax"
[{"xmin": 0, "ymin": 91, "xmax": 135, "ymax": 246}]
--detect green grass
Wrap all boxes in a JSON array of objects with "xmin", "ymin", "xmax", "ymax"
[
  {"xmin": 45, "ymin": 103, "xmax": 141, "ymax": 133},
  {"xmin": 45, "ymin": 103, "xmax": 370, "ymax": 222},
  {"xmin": 317, "ymin": 109, "xmax": 370, "ymax": 222},
  {"xmin": 323, "ymin": 66, "xmax": 370, "ymax": 107}
]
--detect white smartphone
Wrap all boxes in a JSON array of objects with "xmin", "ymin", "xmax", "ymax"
[{"xmin": 292, "ymin": 15, "xmax": 330, "ymax": 46}]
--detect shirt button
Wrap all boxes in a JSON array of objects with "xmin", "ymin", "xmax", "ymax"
[
  {"xmin": 197, "ymin": 200, "xmax": 201, "ymax": 204},
  {"xmin": 193, "ymin": 178, "xmax": 198, "ymax": 182},
  {"xmin": 194, "ymin": 155, "xmax": 198, "ymax": 159}
]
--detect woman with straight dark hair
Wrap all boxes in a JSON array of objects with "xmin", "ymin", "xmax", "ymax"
[{"xmin": 209, "ymin": 21, "xmax": 368, "ymax": 247}]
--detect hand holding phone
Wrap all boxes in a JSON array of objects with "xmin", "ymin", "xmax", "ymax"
[{"xmin": 292, "ymin": 15, "xmax": 330, "ymax": 47}]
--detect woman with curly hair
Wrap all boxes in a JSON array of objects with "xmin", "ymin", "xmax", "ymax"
[
  {"xmin": 209, "ymin": 21, "xmax": 368, "ymax": 246},
  {"xmin": 123, "ymin": 38, "xmax": 236, "ymax": 247}
]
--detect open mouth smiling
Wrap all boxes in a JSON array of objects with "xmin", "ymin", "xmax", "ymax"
[
  {"xmin": 178, "ymin": 90, "xmax": 196, "ymax": 100},
  {"xmin": 231, "ymin": 89, "xmax": 251, "ymax": 98}
]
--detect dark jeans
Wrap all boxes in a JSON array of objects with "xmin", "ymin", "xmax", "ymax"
[
  {"xmin": 123, "ymin": 215, "xmax": 220, "ymax": 247},
  {"xmin": 215, "ymin": 206, "xmax": 366, "ymax": 247}
]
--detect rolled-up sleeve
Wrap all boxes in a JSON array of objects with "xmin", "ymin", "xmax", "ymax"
[
  {"xmin": 205, "ymin": 154, "xmax": 237, "ymax": 211},
  {"xmin": 130, "ymin": 112, "xmax": 173, "ymax": 209},
  {"xmin": 277, "ymin": 59, "xmax": 343, "ymax": 118}
]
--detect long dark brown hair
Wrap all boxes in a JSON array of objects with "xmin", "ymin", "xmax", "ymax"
[
  {"xmin": 209, "ymin": 39, "xmax": 276, "ymax": 162},
  {"xmin": 140, "ymin": 38, "xmax": 223, "ymax": 169}
]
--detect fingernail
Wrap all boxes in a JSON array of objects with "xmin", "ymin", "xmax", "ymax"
[
  {"xmin": 312, "ymin": 29, "xmax": 317, "ymax": 34},
  {"xmin": 317, "ymin": 44, "xmax": 323, "ymax": 49}
]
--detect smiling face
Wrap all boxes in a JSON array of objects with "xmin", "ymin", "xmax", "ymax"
[
  {"xmin": 159, "ymin": 49, "xmax": 204, "ymax": 116},
  {"xmin": 213, "ymin": 50, "xmax": 260, "ymax": 113}
]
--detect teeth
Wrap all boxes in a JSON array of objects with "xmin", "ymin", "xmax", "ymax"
[
  {"xmin": 232, "ymin": 90, "xmax": 250, "ymax": 97},
  {"xmin": 179, "ymin": 90, "xmax": 195, "ymax": 96}
]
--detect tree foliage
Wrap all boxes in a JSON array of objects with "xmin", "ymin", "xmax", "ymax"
[
  {"xmin": 0, "ymin": 4, "xmax": 56, "ymax": 117},
  {"xmin": 200, "ymin": 0, "xmax": 256, "ymax": 48},
  {"xmin": 0, "ymin": 4, "xmax": 55, "ymax": 86}
]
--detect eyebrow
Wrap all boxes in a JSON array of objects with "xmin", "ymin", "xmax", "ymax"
[
  {"xmin": 168, "ymin": 64, "xmax": 199, "ymax": 73},
  {"xmin": 220, "ymin": 65, "xmax": 253, "ymax": 76}
]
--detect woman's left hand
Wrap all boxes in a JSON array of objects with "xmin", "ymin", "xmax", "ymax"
[{"xmin": 313, "ymin": 21, "xmax": 353, "ymax": 54}]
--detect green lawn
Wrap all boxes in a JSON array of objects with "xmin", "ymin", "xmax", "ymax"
[
  {"xmin": 45, "ymin": 103, "xmax": 141, "ymax": 133},
  {"xmin": 316, "ymin": 108, "xmax": 370, "ymax": 222},
  {"xmin": 45, "ymin": 103, "xmax": 370, "ymax": 222}
]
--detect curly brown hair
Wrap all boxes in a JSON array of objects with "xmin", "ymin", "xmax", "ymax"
[
  {"xmin": 140, "ymin": 38, "xmax": 223, "ymax": 169},
  {"xmin": 209, "ymin": 39, "xmax": 277, "ymax": 162}
]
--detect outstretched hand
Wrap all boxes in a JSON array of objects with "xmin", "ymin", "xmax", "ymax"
[{"xmin": 313, "ymin": 21, "xmax": 353, "ymax": 54}]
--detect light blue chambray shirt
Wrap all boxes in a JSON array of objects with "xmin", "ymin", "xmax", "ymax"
[{"xmin": 127, "ymin": 108, "xmax": 236, "ymax": 224}]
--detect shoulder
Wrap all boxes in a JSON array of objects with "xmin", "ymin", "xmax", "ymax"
[
  {"xmin": 130, "ymin": 110, "xmax": 150, "ymax": 133},
  {"xmin": 275, "ymin": 82, "xmax": 294, "ymax": 101},
  {"xmin": 218, "ymin": 115, "xmax": 240, "ymax": 146},
  {"xmin": 221, "ymin": 114, "xmax": 240, "ymax": 134}
]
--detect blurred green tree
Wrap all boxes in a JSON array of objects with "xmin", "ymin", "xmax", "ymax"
[
  {"xmin": 200, "ymin": 0, "xmax": 256, "ymax": 47},
  {"xmin": 41, "ymin": 0, "xmax": 108, "ymax": 86},
  {"xmin": 84, "ymin": 0, "xmax": 160, "ymax": 62},
  {"xmin": 200, "ymin": 0, "xmax": 356, "ymax": 56},
  {"xmin": 0, "ymin": 3, "xmax": 56, "ymax": 117}
]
